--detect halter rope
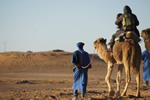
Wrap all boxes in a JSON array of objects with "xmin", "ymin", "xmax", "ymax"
[{"xmin": 82, "ymin": 49, "xmax": 95, "ymax": 69}]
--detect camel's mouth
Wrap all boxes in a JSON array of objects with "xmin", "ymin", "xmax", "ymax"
[
  {"xmin": 94, "ymin": 44, "xmax": 96, "ymax": 49},
  {"xmin": 94, "ymin": 40, "xmax": 98, "ymax": 49}
]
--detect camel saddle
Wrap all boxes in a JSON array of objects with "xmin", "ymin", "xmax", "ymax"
[{"xmin": 115, "ymin": 31, "xmax": 140, "ymax": 43}]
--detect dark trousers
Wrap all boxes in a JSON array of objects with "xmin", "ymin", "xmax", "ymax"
[{"xmin": 74, "ymin": 90, "xmax": 85, "ymax": 97}]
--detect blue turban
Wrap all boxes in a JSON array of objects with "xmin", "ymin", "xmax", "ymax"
[{"xmin": 76, "ymin": 42, "xmax": 85, "ymax": 48}]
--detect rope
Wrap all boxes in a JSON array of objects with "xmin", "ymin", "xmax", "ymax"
[{"xmin": 82, "ymin": 49, "xmax": 95, "ymax": 69}]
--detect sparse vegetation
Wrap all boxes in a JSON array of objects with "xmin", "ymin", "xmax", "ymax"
[
  {"xmin": 27, "ymin": 51, "xmax": 33, "ymax": 53},
  {"xmin": 52, "ymin": 49, "xmax": 64, "ymax": 52},
  {"xmin": 59, "ymin": 80, "xmax": 65, "ymax": 84}
]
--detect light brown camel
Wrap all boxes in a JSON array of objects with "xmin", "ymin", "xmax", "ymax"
[
  {"xmin": 94, "ymin": 31, "xmax": 141, "ymax": 97},
  {"xmin": 141, "ymin": 28, "xmax": 150, "ymax": 52}
]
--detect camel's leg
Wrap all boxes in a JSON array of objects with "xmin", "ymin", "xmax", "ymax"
[
  {"xmin": 116, "ymin": 65, "xmax": 123, "ymax": 97},
  {"xmin": 136, "ymin": 71, "xmax": 141, "ymax": 97},
  {"xmin": 105, "ymin": 63, "xmax": 115, "ymax": 96},
  {"xmin": 121, "ymin": 63, "xmax": 131, "ymax": 96}
]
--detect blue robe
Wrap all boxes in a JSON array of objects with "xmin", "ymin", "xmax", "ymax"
[
  {"xmin": 71, "ymin": 49, "xmax": 90, "ymax": 93},
  {"xmin": 142, "ymin": 50, "xmax": 150, "ymax": 81}
]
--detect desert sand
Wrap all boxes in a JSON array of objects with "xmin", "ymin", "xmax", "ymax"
[{"xmin": 0, "ymin": 50, "xmax": 150, "ymax": 100}]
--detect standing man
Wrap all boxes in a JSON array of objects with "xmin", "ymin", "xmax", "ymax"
[
  {"xmin": 142, "ymin": 50, "xmax": 150, "ymax": 86},
  {"xmin": 71, "ymin": 42, "xmax": 91, "ymax": 100}
]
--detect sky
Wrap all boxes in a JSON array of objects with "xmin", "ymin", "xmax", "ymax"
[{"xmin": 0, "ymin": 0, "xmax": 150, "ymax": 53}]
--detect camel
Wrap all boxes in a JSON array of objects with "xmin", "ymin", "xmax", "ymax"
[
  {"xmin": 141, "ymin": 28, "xmax": 150, "ymax": 52},
  {"xmin": 94, "ymin": 31, "xmax": 141, "ymax": 97}
]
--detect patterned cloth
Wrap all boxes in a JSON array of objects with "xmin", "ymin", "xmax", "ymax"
[
  {"xmin": 71, "ymin": 49, "xmax": 90, "ymax": 93},
  {"xmin": 142, "ymin": 50, "xmax": 150, "ymax": 81}
]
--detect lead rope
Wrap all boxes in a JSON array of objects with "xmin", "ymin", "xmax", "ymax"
[{"xmin": 82, "ymin": 49, "xmax": 95, "ymax": 69}]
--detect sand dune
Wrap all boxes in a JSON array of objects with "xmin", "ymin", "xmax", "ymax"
[{"xmin": 0, "ymin": 50, "xmax": 150, "ymax": 99}]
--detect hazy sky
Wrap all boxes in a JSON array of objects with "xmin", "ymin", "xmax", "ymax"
[{"xmin": 0, "ymin": 0, "xmax": 150, "ymax": 53}]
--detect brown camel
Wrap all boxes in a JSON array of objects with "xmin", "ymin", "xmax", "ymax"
[
  {"xmin": 94, "ymin": 31, "xmax": 141, "ymax": 97},
  {"xmin": 141, "ymin": 28, "xmax": 150, "ymax": 52}
]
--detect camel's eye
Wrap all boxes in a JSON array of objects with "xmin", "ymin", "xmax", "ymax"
[{"xmin": 100, "ymin": 39, "xmax": 103, "ymax": 43}]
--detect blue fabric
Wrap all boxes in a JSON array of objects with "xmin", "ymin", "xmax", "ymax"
[
  {"xmin": 71, "ymin": 49, "xmax": 90, "ymax": 93},
  {"xmin": 142, "ymin": 50, "xmax": 150, "ymax": 81}
]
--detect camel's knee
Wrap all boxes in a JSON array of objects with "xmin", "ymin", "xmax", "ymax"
[
  {"xmin": 116, "ymin": 75, "xmax": 120, "ymax": 83},
  {"xmin": 105, "ymin": 77, "xmax": 109, "ymax": 83},
  {"xmin": 136, "ymin": 73, "xmax": 140, "ymax": 80},
  {"xmin": 126, "ymin": 78, "xmax": 131, "ymax": 84},
  {"xmin": 116, "ymin": 65, "xmax": 123, "ymax": 82}
]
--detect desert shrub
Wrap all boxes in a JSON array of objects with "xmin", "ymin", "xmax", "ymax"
[
  {"xmin": 52, "ymin": 49, "xmax": 64, "ymax": 52},
  {"xmin": 27, "ymin": 51, "xmax": 33, "ymax": 53}
]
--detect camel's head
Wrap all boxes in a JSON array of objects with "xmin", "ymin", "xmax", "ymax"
[
  {"xmin": 141, "ymin": 28, "xmax": 150, "ymax": 40},
  {"xmin": 141, "ymin": 28, "xmax": 150, "ymax": 52},
  {"xmin": 94, "ymin": 38, "xmax": 107, "ymax": 49}
]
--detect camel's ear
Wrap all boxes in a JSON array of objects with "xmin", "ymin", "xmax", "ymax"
[{"xmin": 104, "ymin": 39, "xmax": 107, "ymax": 43}]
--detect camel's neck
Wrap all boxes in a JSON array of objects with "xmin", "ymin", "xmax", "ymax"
[
  {"xmin": 96, "ymin": 46, "xmax": 111, "ymax": 63},
  {"xmin": 145, "ymin": 40, "xmax": 150, "ymax": 52}
]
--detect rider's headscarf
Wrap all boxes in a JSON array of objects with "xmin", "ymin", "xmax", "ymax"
[{"xmin": 123, "ymin": 5, "xmax": 132, "ymax": 14}]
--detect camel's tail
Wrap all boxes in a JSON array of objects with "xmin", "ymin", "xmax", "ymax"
[{"xmin": 129, "ymin": 40, "xmax": 141, "ymax": 74}]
